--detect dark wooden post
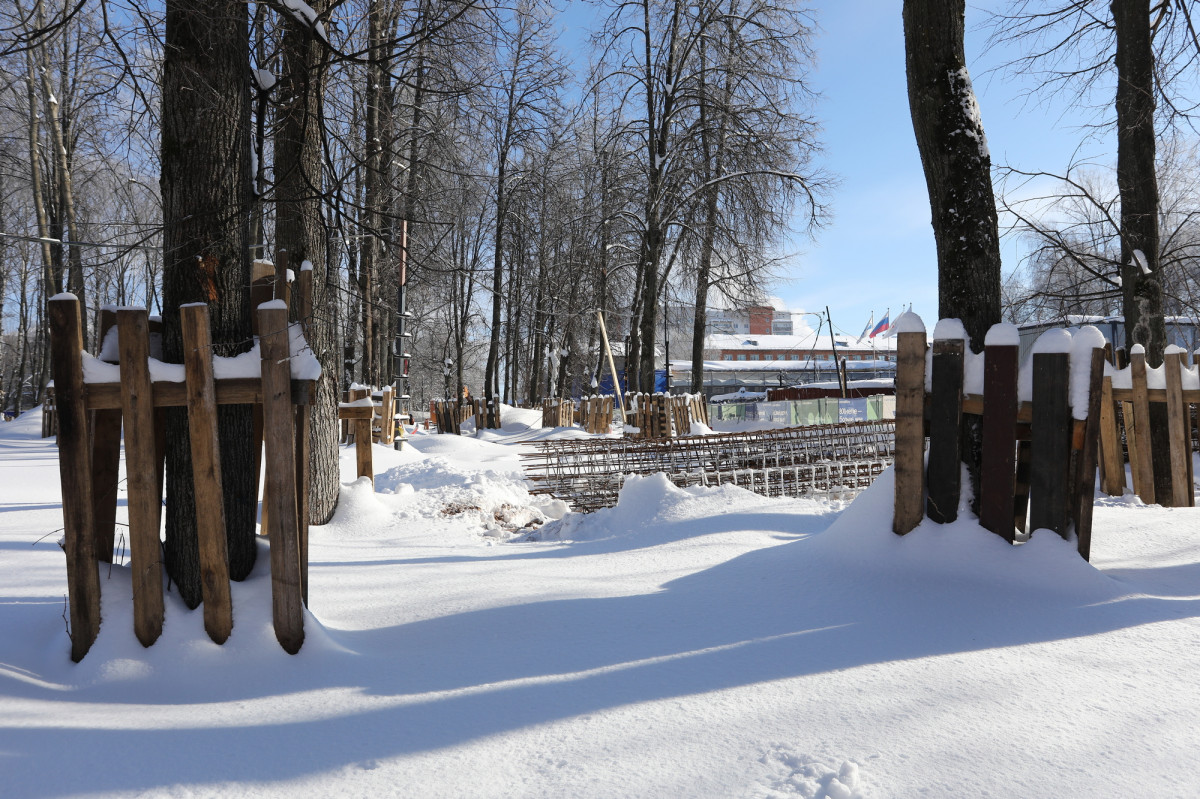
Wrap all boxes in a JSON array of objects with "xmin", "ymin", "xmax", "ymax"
[
  {"xmin": 259, "ymin": 303, "xmax": 304, "ymax": 654},
  {"xmin": 979, "ymin": 341, "xmax": 1019, "ymax": 542},
  {"xmin": 1029, "ymin": 352, "xmax": 1072, "ymax": 538},
  {"xmin": 893, "ymin": 327, "xmax": 927, "ymax": 534},
  {"xmin": 49, "ymin": 295, "xmax": 102, "ymax": 662},
  {"xmin": 181, "ymin": 304, "xmax": 233, "ymax": 643},
  {"xmin": 91, "ymin": 308, "xmax": 121, "ymax": 563},
  {"xmin": 926, "ymin": 338, "xmax": 964, "ymax": 524},
  {"xmin": 115, "ymin": 309, "xmax": 167, "ymax": 647},
  {"xmin": 1073, "ymin": 348, "xmax": 1106, "ymax": 559}
]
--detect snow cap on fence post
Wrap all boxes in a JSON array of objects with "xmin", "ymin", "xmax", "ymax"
[{"xmin": 1069, "ymin": 326, "xmax": 1107, "ymax": 420}]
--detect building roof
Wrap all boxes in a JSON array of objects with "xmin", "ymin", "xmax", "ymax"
[{"xmin": 706, "ymin": 332, "xmax": 896, "ymax": 354}]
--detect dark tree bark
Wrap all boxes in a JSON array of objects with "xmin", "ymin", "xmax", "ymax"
[
  {"xmin": 161, "ymin": 0, "xmax": 256, "ymax": 604},
  {"xmin": 903, "ymin": 0, "xmax": 1002, "ymax": 348},
  {"xmin": 1113, "ymin": 0, "xmax": 1172, "ymax": 501},
  {"xmin": 275, "ymin": 0, "xmax": 339, "ymax": 523}
]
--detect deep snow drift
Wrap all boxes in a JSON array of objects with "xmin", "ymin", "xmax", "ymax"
[{"xmin": 2, "ymin": 406, "xmax": 1199, "ymax": 798}]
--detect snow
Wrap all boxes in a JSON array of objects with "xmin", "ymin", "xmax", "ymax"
[
  {"xmin": 931, "ymin": 318, "xmax": 968, "ymax": 342},
  {"xmin": 983, "ymin": 322, "xmax": 1020, "ymax": 347},
  {"xmin": 4, "ymin": 405, "xmax": 1200, "ymax": 798},
  {"xmin": 280, "ymin": 0, "xmax": 328, "ymax": 41},
  {"xmin": 254, "ymin": 68, "xmax": 277, "ymax": 92},
  {"xmin": 890, "ymin": 310, "xmax": 925, "ymax": 334},
  {"xmin": 1133, "ymin": 249, "xmax": 1150, "ymax": 275}
]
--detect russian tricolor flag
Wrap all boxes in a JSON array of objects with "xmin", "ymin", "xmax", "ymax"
[{"xmin": 869, "ymin": 312, "xmax": 890, "ymax": 339}]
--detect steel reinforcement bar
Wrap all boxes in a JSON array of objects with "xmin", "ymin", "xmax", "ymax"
[{"xmin": 521, "ymin": 420, "xmax": 896, "ymax": 512}]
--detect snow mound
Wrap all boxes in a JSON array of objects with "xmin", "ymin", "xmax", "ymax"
[{"xmin": 807, "ymin": 465, "xmax": 1125, "ymax": 604}]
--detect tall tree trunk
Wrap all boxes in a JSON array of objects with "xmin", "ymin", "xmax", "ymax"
[
  {"xmin": 275, "ymin": 0, "xmax": 338, "ymax": 523},
  {"xmin": 904, "ymin": 0, "xmax": 1002, "ymax": 514},
  {"xmin": 903, "ymin": 0, "xmax": 1002, "ymax": 348},
  {"xmin": 162, "ymin": 0, "xmax": 255, "ymax": 604},
  {"xmin": 1113, "ymin": 0, "xmax": 1172, "ymax": 501}
]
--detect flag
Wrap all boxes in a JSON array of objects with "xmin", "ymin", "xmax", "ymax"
[
  {"xmin": 869, "ymin": 310, "xmax": 890, "ymax": 339},
  {"xmin": 858, "ymin": 313, "xmax": 873, "ymax": 343}
]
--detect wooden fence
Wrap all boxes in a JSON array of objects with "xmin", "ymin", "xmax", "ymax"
[
  {"xmin": 627, "ymin": 393, "xmax": 708, "ymax": 439},
  {"xmin": 49, "ymin": 283, "xmax": 315, "ymax": 661},
  {"xmin": 892, "ymin": 323, "xmax": 1106, "ymax": 560},
  {"xmin": 578, "ymin": 395, "xmax": 614, "ymax": 434},
  {"xmin": 524, "ymin": 420, "xmax": 895, "ymax": 512},
  {"xmin": 1097, "ymin": 347, "xmax": 1198, "ymax": 507},
  {"xmin": 542, "ymin": 398, "xmax": 573, "ymax": 428},
  {"xmin": 430, "ymin": 397, "xmax": 485, "ymax": 434}
]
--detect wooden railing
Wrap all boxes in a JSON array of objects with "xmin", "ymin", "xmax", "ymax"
[
  {"xmin": 1097, "ymin": 346, "xmax": 1197, "ymax": 507},
  {"xmin": 49, "ymin": 287, "xmax": 315, "ymax": 662}
]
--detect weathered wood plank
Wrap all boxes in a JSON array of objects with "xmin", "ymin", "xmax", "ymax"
[
  {"xmin": 892, "ymin": 330, "xmax": 927, "ymax": 534},
  {"xmin": 90, "ymin": 409, "xmax": 121, "ymax": 563},
  {"xmin": 1029, "ymin": 352, "xmax": 1072, "ymax": 538},
  {"xmin": 1129, "ymin": 351, "xmax": 1156, "ymax": 504},
  {"xmin": 116, "ymin": 309, "xmax": 165, "ymax": 647},
  {"xmin": 259, "ymin": 304, "xmax": 304, "ymax": 654},
  {"xmin": 926, "ymin": 338, "xmax": 964, "ymax": 524},
  {"xmin": 91, "ymin": 309, "xmax": 121, "ymax": 564},
  {"xmin": 1073, "ymin": 348, "xmax": 1105, "ymax": 560},
  {"xmin": 979, "ymin": 343, "xmax": 1019, "ymax": 542},
  {"xmin": 1163, "ymin": 351, "xmax": 1192, "ymax": 507},
  {"xmin": 181, "ymin": 305, "xmax": 233, "ymax": 644},
  {"xmin": 48, "ymin": 296, "xmax": 102, "ymax": 662},
  {"xmin": 1098, "ymin": 376, "xmax": 1126, "ymax": 496}
]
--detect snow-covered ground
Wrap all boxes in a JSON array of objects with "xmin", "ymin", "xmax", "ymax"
[{"xmin": 2, "ymin": 406, "xmax": 1200, "ymax": 798}]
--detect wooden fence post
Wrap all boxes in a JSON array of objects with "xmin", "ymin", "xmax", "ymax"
[
  {"xmin": 1073, "ymin": 348, "xmax": 1106, "ymax": 559},
  {"xmin": 91, "ymin": 307, "xmax": 121, "ymax": 564},
  {"xmin": 926, "ymin": 338, "xmax": 964, "ymax": 524},
  {"xmin": 181, "ymin": 304, "xmax": 233, "ymax": 643},
  {"xmin": 893, "ymin": 327, "xmax": 927, "ymax": 534},
  {"xmin": 259, "ymin": 303, "xmax": 304, "ymax": 654},
  {"xmin": 1128, "ymin": 349, "xmax": 1155, "ymax": 504},
  {"xmin": 48, "ymin": 295, "xmax": 102, "ymax": 662},
  {"xmin": 1098, "ymin": 376, "xmax": 1126, "ymax": 496},
  {"xmin": 979, "ymin": 341, "xmax": 1019, "ymax": 542},
  {"xmin": 1164, "ymin": 351, "xmax": 1192, "ymax": 507},
  {"xmin": 116, "ymin": 309, "xmax": 166, "ymax": 647},
  {"xmin": 1029, "ymin": 352, "xmax": 1072, "ymax": 538}
]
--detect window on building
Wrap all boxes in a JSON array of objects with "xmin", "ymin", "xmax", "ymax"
[
  {"xmin": 737, "ymin": 354, "xmax": 747, "ymax": 361},
  {"xmin": 790, "ymin": 354, "xmax": 800, "ymax": 361},
  {"xmin": 749, "ymin": 354, "xmax": 759, "ymax": 361},
  {"xmin": 722, "ymin": 354, "xmax": 732, "ymax": 361}
]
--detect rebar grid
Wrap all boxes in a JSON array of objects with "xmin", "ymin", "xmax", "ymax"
[{"xmin": 522, "ymin": 421, "xmax": 896, "ymax": 512}]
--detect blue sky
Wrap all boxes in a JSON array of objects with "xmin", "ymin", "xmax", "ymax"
[
  {"xmin": 558, "ymin": 2, "xmax": 1115, "ymax": 339},
  {"xmin": 785, "ymin": 2, "xmax": 1112, "ymax": 337}
]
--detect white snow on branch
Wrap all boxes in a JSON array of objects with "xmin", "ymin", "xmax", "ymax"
[
  {"xmin": 253, "ymin": 68, "xmax": 277, "ymax": 92},
  {"xmin": 280, "ymin": 0, "xmax": 328, "ymax": 42},
  {"xmin": 1132, "ymin": 249, "xmax": 1150, "ymax": 275}
]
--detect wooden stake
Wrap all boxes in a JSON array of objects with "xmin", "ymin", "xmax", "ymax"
[
  {"xmin": 979, "ymin": 343, "xmax": 1019, "ymax": 542},
  {"xmin": 48, "ymin": 296, "xmax": 102, "ymax": 662},
  {"xmin": 116, "ymin": 309, "xmax": 165, "ymax": 647},
  {"xmin": 1029, "ymin": 352, "xmax": 1071, "ymax": 538},
  {"xmin": 1098, "ymin": 376, "xmax": 1126, "ymax": 496},
  {"xmin": 892, "ymin": 329, "xmax": 927, "ymax": 534},
  {"xmin": 1073, "ymin": 348, "xmax": 1106, "ymax": 559},
  {"xmin": 1164, "ymin": 351, "xmax": 1192, "ymax": 507},
  {"xmin": 181, "ymin": 305, "xmax": 233, "ymax": 643},
  {"xmin": 596, "ymin": 309, "xmax": 627, "ymax": 427},
  {"xmin": 259, "ymin": 304, "xmax": 304, "ymax": 654},
  {"xmin": 926, "ymin": 338, "xmax": 964, "ymax": 524},
  {"xmin": 1129, "ymin": 350, "xmax": 1155, "ymax": 504}
]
